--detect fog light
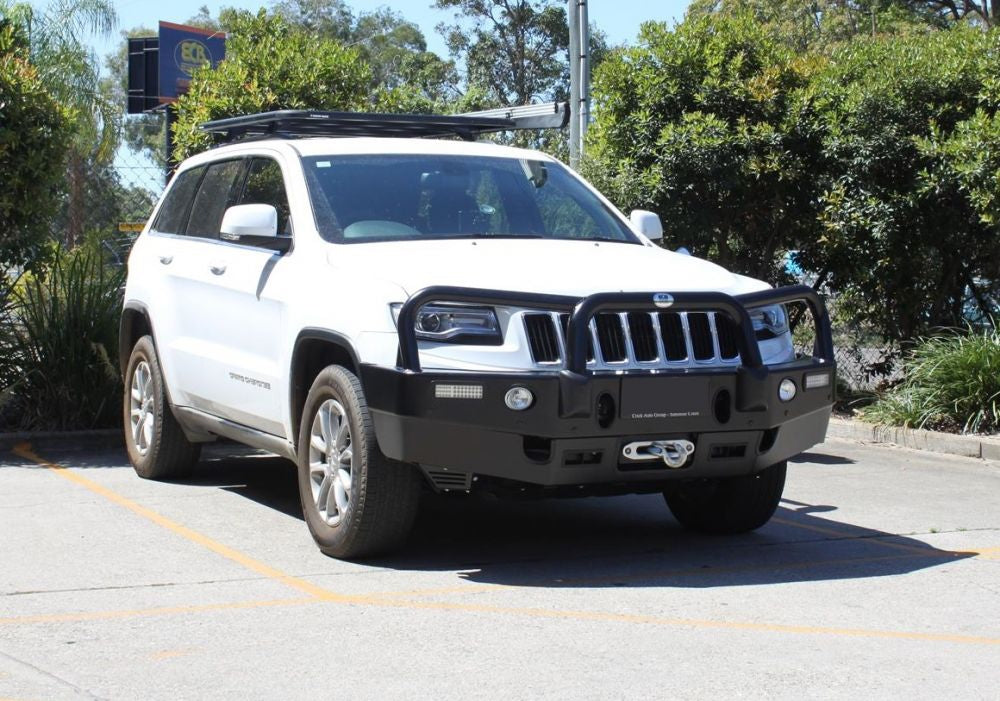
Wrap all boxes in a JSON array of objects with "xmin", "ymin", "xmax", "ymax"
[
  {"xmin": 778, "ymin": 378, "xmax": 797, "ymax": 402},
  {"xmin": 504, "ymin": 386, "xmax": 534, "ymax": 411},
  {"xmin": 435, "ymin": 384, "xmax": 483, "ymax": 399},
  {"xmin": 805, "ymin": 372, "xmax": 831, "ymax": 389}
]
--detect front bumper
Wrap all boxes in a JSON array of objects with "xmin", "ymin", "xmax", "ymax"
[{"xmin": 365, "ymin": 285, "xmax": 835, "ymax": 490}]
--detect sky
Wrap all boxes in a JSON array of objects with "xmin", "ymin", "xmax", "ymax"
[{"xmin": 91, "ymin": 0, "xmax": 693, "ymax": 70}]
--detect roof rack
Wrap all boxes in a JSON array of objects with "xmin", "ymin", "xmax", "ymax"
[{"xmin": 199, "ymin": 102, "xmax": 569, "ymax": 143}]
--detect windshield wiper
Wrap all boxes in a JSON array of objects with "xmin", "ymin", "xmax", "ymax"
[{"xmin": 562, "ymin": 236, "xmax": 636, "ymax": 244}]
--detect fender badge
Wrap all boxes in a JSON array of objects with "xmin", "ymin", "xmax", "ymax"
[{"xmin": 653, "ymin": 293, "xmax": 674, "ymax": 309}]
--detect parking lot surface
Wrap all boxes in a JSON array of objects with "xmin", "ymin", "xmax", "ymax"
[{"xmin": 2, "ymin": 437, "xmax": 999, "ymax": 700}]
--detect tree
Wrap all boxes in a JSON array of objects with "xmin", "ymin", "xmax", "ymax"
[
  {"xmin": 0, "ymin": 17, "xmax": 71, "ymax": 270},
  {"xmin": 796, "ymin": 27, "xmax": 1000, "ymax": 340},
  {"xmin": 584, "ymin": 14, "xmax": 821, "ymax": 283},
  {"xmin": 171, "ymin": 9, "xmax": 370, "ymax": 162},
  {"xmin": 688, "ymin": 0, "xmax": 945, "ymax": 52},
  {"xmin": 272, "ymin": 0, "xmax": 461, "ymax": 112},
  {"xmin": 2, "ymin": 0, "xmax": 118, "ymax": 248},
  {"xmin": 435, "ymin": 0, "xmax": 570, "ymax": 107},
  {"xmin": 912, "ymin": 0, "xmax": 1000, "ymax": 25}
]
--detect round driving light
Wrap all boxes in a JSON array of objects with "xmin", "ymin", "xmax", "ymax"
[
  {"xmin": 778, "ymin": 378, "xmax": 797, "ymax": 402},
  {"xmin": 504, "ymin": 386, "xmax": 534, "ymax": 411}
]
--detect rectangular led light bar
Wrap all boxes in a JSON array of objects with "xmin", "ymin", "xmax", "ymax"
[
  {"xmin": 434, "ymin": 384, "xmax": 484, "ymax": 399},
  {"xmin": 804, "ymin": 372, "xmax": 831, "ymax": 390}
]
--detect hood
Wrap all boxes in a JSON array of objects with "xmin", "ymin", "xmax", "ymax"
[{"xmin": 327, "ymin": 238, "xmax": 769, "ymax": 299}]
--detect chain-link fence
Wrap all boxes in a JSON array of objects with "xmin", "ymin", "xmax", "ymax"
[
  {"xmin": 64, "ymin": 114, "xmax": 167, "ymax": 268},
  {"xmin": 790, "ymin": 295, "xmax": 896, "ymax": 397}
]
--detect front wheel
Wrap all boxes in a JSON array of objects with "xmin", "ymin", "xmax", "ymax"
[
  {"xmin": 296, "ymin": 365, "xmax": 422, "ymax": 559},
  {"xmin": 123, "ymin": 335, "xmax": 201, "ymax": 480},
  {"xmin": 664, "ymin": 461, "xmax": 787, "ymax": 534}
]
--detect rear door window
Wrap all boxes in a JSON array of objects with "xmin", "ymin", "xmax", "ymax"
[
  {"xmin": 185, "ymin": 160, "xmax": 246, "ymax": 239},
  {"xmin": 151, "ymin": 166, "xmax": 204, "ymax": 234}
]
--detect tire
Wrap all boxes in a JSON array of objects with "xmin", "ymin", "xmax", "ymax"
[
  {"xmin": 123, "ymin": 335, "xmax": 201, "ymax": 480},
  {"xmin": 664, "ymin": 461, "xmax": 787, "ymax": 534},
  {"xmin": 296, "ymin": 365, "xmax": 422, "ymax": 559}
]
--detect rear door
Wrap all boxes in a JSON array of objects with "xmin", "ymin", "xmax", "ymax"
[{"xmin": 157, "ymin": 159, "xmax": 249, "ymax": 415}]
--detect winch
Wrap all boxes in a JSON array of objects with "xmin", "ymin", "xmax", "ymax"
[{"xmin": 621, "ymin": 439, "xmax": 696, "ymax": 468}]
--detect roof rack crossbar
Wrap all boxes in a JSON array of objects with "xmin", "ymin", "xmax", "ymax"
[
  {"xmin": 199, "ymin": 102, "xmax": 569, "ymax": 143},
  {"xmin": 458, "ymin": 101, "xmax": 570, "ymax": 130}
]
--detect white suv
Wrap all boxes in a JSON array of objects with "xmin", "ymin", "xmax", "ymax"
[{"xmin": 121, "ymin": 109, "xmax": 836, "ymax": 558}]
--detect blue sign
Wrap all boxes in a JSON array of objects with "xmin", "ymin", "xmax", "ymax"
[{"xmin": 158, "ymin": 21, "xmax": 226, "ymax": 102}]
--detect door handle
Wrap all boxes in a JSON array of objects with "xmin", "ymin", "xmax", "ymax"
[
  {"xmin": 159, "ymin": 255, "xmax": 173, "ymax": 265},
  {"xmin": 210, "ymin": 263, "xmax": 227, "ymax": 276}
]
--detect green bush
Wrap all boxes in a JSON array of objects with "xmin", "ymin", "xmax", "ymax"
[
  {"xmin": 584, "ymin": 14, "xmax": 818, "ymax": 285},
  {"xmin": 862, "ymin": 327, "xmax": 1000, "ymax": 434},
  {"xmin": 0, "ymin": 245, "xmax": 124, "ymax": 430},
  {"xmin": 0, "ymin": 19, "xmax": 72, "ymax": 270}
]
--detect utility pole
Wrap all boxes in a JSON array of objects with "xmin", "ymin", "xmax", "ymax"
[{"xmin": 567, "ymin": 0, "xmax": 590, "ymax": 170}]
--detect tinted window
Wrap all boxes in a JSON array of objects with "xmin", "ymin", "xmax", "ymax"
[
  {"xmin": 186, "ymin": 160, "xmax": 245, "ymax": 238},
  {"xmin": 152, "ymin": 166, "xmax": 204, "ymax": 234},
  {"xmin": 239, "ymin": 158, "xmax": 291, "ymax": 235},
  {"xmin": 302, "ymin": 155, "xmax": 637, "ymax": 244}
]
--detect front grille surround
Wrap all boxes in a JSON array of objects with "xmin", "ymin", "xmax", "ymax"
[{"xmin": 522, "ymin": 310, "xmax": 744, "ymax": 370}]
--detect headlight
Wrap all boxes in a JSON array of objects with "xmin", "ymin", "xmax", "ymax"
[
  {"xmin": 748, "ymin": 303, "xmax": 789, "ymax": 340},
  {"xmin": 391, "ymin": 303, "xmax": 501, "ymax": 344}
]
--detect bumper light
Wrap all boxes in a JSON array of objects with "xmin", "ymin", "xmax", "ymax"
[
  {"xmin": 778, "ymin": 378, "xmax": 797, "ymax": 402},
  {"xmin": 504, "ymin": 386, "xmax": 534, "ymax": 411},
  {"xmin": 435, "ymin": 384, "xmax": 483, "ymax": 399},
  {"xmin": 805, "ymin": 372, "xmax": 831, "ymax": 389}
]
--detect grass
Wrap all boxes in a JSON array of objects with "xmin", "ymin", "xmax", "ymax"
[
  {"xmin": 0, "ymin": 246, "xmax": 124, "ymax": 430},
  {"xmin": 862, "ymin": 326, "xmax": 1000, "ymax": 435}
]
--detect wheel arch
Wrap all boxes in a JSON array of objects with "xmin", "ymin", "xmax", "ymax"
[
  {"xmin": 119, "ymin": 302, "xmax": 155, "ymax": 381},
  {"xmin": 290, "ymin": 329, "xmax": 362, "ymax": 446}
]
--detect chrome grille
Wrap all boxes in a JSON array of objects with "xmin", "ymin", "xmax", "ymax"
[{"xmin": 523, "ymin": 311, "xmax": 743, "ymax": 369}]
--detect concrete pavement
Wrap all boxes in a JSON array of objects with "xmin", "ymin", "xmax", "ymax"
[{"xmin": 1, "ymin": 438, "xmax": 999, "ymax": 700}]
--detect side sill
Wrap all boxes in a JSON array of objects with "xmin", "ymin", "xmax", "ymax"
[{"xmin": 172, "ymin": 405, "xmax": 296, "ymax": 461}]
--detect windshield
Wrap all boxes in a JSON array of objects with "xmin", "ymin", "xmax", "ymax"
[{"xmin": 302, "ymin": 154, "xmax": 638, "ymax": 244}]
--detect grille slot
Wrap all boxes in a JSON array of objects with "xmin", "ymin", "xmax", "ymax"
[
  {"xmin": 524, "ymin": 313, "xmax": 559, "ymax": 363},
  {"xmin": 627, "ymin": 313, "xmax": 658, "ymax": 361},
  {"xmin": 715, "ymin": 315, "xmax": 740, "ymax": 359},
  {"xmin": 687, "ymin": 313, "xmax": 714, "ymax": 360},
  {"xmin": 595, "ymin": 313, "xmax": 626, "ymax": 362},
  {"xmin": 658, "ymin": 312, "xmax": 687, "ymax": 361}
]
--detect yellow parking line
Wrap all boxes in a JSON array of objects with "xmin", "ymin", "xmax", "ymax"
[
  {"xmin": 364, "ymin": 597, "xmax": 1000, "ymax": 646},
  {"xmin": 11, "ymin": 442, "xmax": 1000, "ymax": 647},
  {"xmin": 12, "ymin": 443, "xmax": 357, "ymax": 604},
  {"xmin": 0, "ymin": 598, "xmax": 315, "ymax": 626}
]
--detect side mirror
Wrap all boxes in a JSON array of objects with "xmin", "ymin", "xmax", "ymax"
[
  {"xmin": 221, "ymin": 204, "xmax": 278, "ymax": 239},
  {"xmin": 629, "ymin": 209, "xmax": 663, "ymax": 240},
  {"xmin": 220, "ymin": 204, "xmax": 289, "ymax": 253}
]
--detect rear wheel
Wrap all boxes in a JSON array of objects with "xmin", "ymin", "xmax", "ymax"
[
  {"xmin": 664, "ymin": 461, "xmax": 786, "ymax": 534},
  {"xmin": 296, "ymin": 365, "xmax": 422, "ymax": 558},
  {"xmin": 123, "ymin": 335, "xmax": 201, "ymax": 479}
]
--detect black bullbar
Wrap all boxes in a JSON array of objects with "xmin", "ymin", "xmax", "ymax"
[{"xmin": 363, "ymin": 285, "xmax": 835, "ymax": 485}]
